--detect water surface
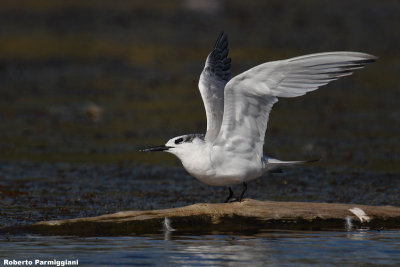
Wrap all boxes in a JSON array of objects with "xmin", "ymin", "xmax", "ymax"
[{"xmin": 2, "ymin": 230, "xmax": 400, "ymax": 266}]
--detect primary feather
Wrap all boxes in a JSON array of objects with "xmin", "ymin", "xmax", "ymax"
[
  {"xmin": 199, "ymin": 31, "xmax": 232, "ymax": 142},
  {"xmin": 212, "ymin": 51, "xmax": 377, "ymax": 161}
]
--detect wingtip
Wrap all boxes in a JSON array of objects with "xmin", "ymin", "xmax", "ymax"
[
  {"xmin": 359, "ymin": 53, "xmax": 378, "ymax": 63},
  {"xmin": 365, "ymin": 53, "xmax": 378, "ymax": 60},
  {"xmin": 305, "ymin": 159, "xmax": 320, "ymax": 163},
  {"xmin": 214, "ymin": 30, "xmax": 227, "ymax": 49},
  {"xmin": 369, "ymin": 55, "xmax": 378, "ymax": 62},
  {"xmin": 354, "ymin": 52, "xmax": 379, "ymax": 63}
]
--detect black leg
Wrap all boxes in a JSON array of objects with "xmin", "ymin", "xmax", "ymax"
[
  {"xmin": 224, "ymin": 187, "xmax": 234, "ymax": 203},
  {"xmin": 239, "ymin": 182, "xmax": 247, "ymax": 202}
]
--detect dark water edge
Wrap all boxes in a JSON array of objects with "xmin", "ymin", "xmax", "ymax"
[{"xmin": 1, "ymin": 230, "xmax": 400, "ymax": 266}]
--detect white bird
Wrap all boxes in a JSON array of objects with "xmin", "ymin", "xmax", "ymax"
[{"xmin": 141, "ymin": 32, "xmax": 376, "ymax": 203}]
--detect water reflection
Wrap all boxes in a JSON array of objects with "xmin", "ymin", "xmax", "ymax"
[
  {"xmin": 163, "ymin": 217, "xmax": 176, "ymax": 241},
  {"xmin": 2, "ymin": 231, "xmax": 400, "ymax": 266},
  {"xmin": 346, "ymin": 229, "xmax": 369, "ymax": 241},
  {"xmin": 169, "ymin": 236, "xmax": 276, "ymax": 266}
]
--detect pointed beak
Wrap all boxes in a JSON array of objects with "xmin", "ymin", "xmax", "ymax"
[{"xmin": 139, "ymin": 145, "xmax": 173, "ymax": 152}]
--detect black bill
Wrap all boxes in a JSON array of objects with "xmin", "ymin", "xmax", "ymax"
[{"xmin": 139, "ymin": 145, "xmax": 173, "ymax": 152}]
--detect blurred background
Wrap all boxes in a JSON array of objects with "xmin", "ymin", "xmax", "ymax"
[{"xmin": 0, "ymin": 0, "xmax": 399, "ymax": 226}]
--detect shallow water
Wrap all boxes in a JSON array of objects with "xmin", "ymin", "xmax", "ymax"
[{"xmin": 2, "ymin": 230, "xmax": 400, "ymax": 266}]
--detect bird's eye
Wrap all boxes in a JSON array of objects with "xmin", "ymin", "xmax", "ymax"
[{"xmin": 175, "ymin": 138, "xmax": 184, "ymax": 144}]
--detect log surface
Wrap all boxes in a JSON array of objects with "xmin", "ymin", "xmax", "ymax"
[{"xmin": 4, "ymin": 199, "xmax": 400, "ymax": 235}]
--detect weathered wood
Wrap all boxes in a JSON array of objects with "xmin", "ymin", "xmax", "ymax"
[{"xmin": 4, "ymin": 199, "xmax": 400, "ymax": 235}]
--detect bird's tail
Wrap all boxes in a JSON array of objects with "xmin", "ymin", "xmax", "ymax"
[{"xmin": 263, "ymin": 157, "xmax": 318, "ymax": 173}]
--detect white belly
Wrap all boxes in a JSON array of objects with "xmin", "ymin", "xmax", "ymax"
[
  {"xmin": 183, "ymin": 157, "xmax": 263, "ymax": 186},
  {"xmin": 174, "ymin": 141, "xmax": 263, "ymax": 186}
]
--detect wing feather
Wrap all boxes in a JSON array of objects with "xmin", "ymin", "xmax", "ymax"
[
  {"xmin": 199, "ymin": 32, "xmax": 232, "ymax": 141},
  {"xmin": 212, "ymin": 52, "xmax": 376, "ymax": 160}
]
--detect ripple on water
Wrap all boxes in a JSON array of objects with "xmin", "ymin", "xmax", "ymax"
[{"xmin": 1, "ymin": 230, "xmax": 400, "ymax": 266}]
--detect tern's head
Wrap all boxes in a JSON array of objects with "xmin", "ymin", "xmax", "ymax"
[{"xmin": 140, "ymin": 134, "xmax": 205, "ymax": 158}]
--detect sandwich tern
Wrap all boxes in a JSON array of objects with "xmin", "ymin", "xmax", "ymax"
[{"xmin": 141, "ymin": 32, "xmax": 376, "ymax": 202}]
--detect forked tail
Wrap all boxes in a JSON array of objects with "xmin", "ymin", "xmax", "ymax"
[{"xmin": 262, "ymin": 157, "xmax": 319, "ymax": 173}]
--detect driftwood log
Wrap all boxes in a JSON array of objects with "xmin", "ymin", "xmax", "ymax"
[{"xmin": 4, "ymin": 199, "xmax": 400, "ymax": 236}]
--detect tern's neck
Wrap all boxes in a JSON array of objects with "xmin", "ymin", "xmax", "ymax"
[{"xmin": 172, "ymin": 140, "xmax": 214, "ymax": 178}]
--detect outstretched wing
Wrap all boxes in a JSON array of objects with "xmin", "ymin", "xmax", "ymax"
[
  {"xmin": 199, "ymin": 31, "xmax": 232, "ymax": 141},
  {"xmin": 212, "ymin": 52, "xmax": 376, "ymax": 160}
]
